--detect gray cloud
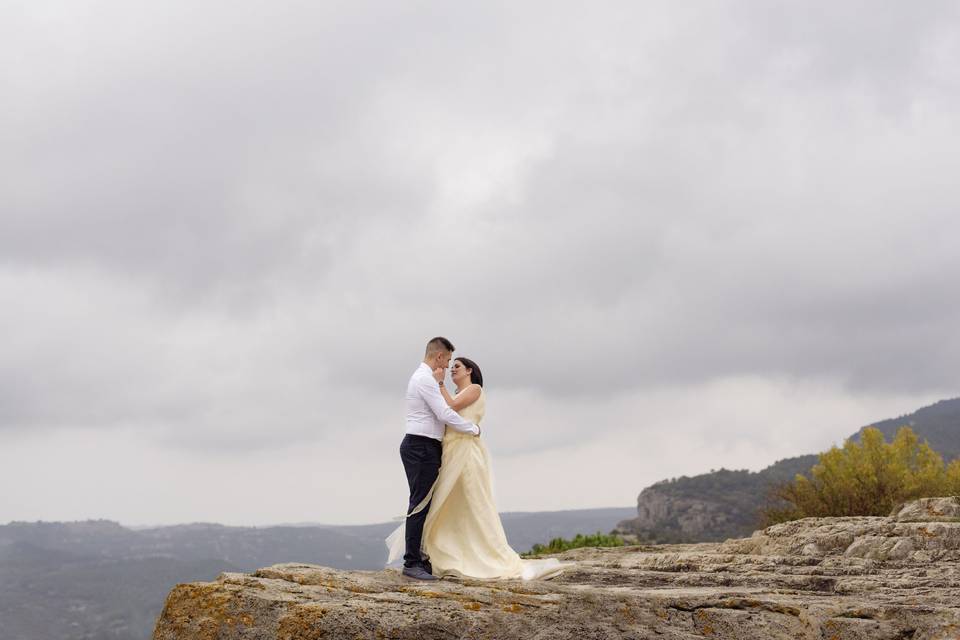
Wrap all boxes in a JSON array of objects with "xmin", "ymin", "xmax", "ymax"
[{"xmin": 1, "ymin": 1, "xmax": 959, "ymax": 522}]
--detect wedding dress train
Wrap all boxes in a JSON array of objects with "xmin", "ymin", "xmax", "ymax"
[{"xmin": 386, "ymin": 389, "xmax": 569, "ymax": 580}]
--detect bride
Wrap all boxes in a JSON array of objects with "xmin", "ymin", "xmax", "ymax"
[{"xmin": 387, "ymin": 357, "xmax": 568, "ymax": 580}]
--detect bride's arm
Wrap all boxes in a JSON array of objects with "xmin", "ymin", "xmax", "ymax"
[{"xmin": 440, "ymin": 384, "xmax": 482, "ymax": 411}]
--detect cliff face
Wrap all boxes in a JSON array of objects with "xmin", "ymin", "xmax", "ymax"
[
  {"xmin": 615, "ymin": 485, "xmax": 741, "ymax": 542},
  {"xmin": 614, "ymin": 456, "xmax": 818, "ymax": 543},
  {"xmin": 153, "ymin": 497, "xmax": 960, "ymax": 640}
]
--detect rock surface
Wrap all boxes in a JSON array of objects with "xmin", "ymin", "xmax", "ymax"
[{"xmin": 153, "ymin": 497, "xmax": 960, "ymax": 640}]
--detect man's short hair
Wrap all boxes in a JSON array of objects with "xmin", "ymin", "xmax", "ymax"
[{"xmin": 425, "ymin": 336, "xmax": 455, "ymax": 356}]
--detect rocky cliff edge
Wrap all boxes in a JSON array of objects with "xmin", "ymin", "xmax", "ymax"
[{"xmin": 153, "ymin": 497, "xmax": 960, "ymax": 640}]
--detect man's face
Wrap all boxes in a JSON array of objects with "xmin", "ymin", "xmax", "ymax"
[{"xmin": 438, "ymin": 352, "xmax": 452, "ymax": 369}]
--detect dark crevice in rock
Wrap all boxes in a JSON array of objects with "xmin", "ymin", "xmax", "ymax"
[{"xmin": 667, "ymin": 598, "xmax": 802, "ymax": 617}]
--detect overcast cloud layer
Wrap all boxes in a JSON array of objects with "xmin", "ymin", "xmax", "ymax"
[{"xmin": 1, "ymin": 0, "xmax": 958, "ymax": 525}]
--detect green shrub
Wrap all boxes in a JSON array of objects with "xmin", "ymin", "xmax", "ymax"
[
  {"xmin": 762, "ymin": 426, "xmax": 960, "ymax": 525},
  {"xmin": 522, "ymin": 531, "xmax": 624, "ymax": 557}
]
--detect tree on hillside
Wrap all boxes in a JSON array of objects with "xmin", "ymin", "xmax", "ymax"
[{"xmin": 762, "ymin": 426, "xmax": 960, "ymax": 525}]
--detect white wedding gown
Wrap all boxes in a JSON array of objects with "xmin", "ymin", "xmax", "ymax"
[{"xmin": 386, "ymin": 388, "xmax": 570, "ymax": 580}]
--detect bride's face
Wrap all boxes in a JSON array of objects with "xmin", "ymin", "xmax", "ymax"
[{"xmin": 450, "ymin": 360, "xmax": 471, "ymax": 385}]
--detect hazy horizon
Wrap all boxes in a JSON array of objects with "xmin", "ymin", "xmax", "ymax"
[{"xmin": 4, "ymin": 505, "xmax": 638, "ymax": 529}]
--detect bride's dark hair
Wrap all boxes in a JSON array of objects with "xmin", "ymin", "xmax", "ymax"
[{"xmin": 455, "ymin": 357, "xmax": 483, "ymax": 387}]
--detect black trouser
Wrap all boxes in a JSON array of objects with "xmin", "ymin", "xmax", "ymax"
[{"xmin": 399, "ymin": 433, "xmax": 442, "ymax": 569}]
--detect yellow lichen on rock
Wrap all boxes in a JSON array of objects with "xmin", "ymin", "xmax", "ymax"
[
  {"xmin": 277, "ymin": 603, "xmax": 327, "ymax": 640},
  {"xmin": 152, "ymin": 583, "xmax": 236, "ymax": 640}
]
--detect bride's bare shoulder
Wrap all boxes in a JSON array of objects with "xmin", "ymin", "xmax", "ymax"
[
  {"xmin": 457, "ymin": 384, "xmax": 483, "ymax": 403},
  {"xmin": 447, "ymin": 384, "xmax": 482, "ymax": 411}
]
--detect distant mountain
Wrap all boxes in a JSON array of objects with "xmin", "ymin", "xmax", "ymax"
[
  {"xmin": 850, "ymin": 398, "xmax": 960, "ymax": 461},
  {"xmin": 0, "ymin": 507, "xmax": 634, "ymax": 640},
  {"xmin": 616, "ymin": 397, "xmax": 960, "ymax": 543}
]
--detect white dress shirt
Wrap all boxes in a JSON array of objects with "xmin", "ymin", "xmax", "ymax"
[{"xmin": 405, "ymin": 363, "xmax": 479, "ymax": 440}]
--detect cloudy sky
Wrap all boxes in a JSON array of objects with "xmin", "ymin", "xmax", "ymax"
[{"xmin": 2, "ymin": 1, "xmax": 958, "ymax": 527}]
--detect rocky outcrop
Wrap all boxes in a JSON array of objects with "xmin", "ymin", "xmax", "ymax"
[
  {"xmin": 153, "ymin": 497, "xmax": 960, "ymax": 639},
  {"xmin": 614, "ymin": 484, "xmax": 743, "ymax": 542},
  {"xmin": 614, "ymin": 457, "xmax": 818, "ymax": 542}
]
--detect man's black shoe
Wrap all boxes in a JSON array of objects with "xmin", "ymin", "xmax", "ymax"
[{"xmin": 402, "ymin": 565, "xmax": 438, "ymax": 581}]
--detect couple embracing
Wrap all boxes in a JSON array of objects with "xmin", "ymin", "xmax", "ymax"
[{"xmin": 385, "ymin": 337, "xmax": 568, "ymax": 581}]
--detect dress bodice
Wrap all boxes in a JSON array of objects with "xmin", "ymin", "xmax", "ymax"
[
  {"xmin": 443, "ymin": 388, "xmax": 485, "ymax": 441},
  {"xmin": 459, "ymin": 388, "xmax": 485, "ymax": 424}
]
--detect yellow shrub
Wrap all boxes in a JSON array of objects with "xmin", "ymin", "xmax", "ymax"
[{"xmin": 763, "ymin": 426, "xmax": 956, "ymax": 524}]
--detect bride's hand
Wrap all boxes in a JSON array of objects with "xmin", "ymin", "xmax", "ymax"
[{"xmin": 432, "ymin": 367, "xmax": 445, "ymax": 383}]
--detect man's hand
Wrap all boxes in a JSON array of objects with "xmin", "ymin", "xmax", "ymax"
[{"xmin": 432, "ymin": 367, "xmax": 446, "ymax": 383}]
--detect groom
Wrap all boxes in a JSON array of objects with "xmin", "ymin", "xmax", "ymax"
[{"xmin": 399, "ymin": 336, "xmax": 480, "ymax": 580}]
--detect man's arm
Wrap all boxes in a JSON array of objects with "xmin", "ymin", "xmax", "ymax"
[{"xmin": 419, "ymin": 376, "xmax": 480, "ymax": 435}]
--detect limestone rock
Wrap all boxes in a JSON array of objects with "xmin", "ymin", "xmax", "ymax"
[
  {"xmin": 614, "ymin": 485, "xmax": 745, "ymax": 543},
  {"xmin": 893, "ymin": 496, "xmax": 960, "ymax": 522},
  {"xmin": 153, "ymin": 498, "xmax": 960, "ymax": 639}
]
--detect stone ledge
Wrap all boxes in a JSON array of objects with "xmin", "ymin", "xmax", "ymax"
[{"xmin": 152, "ymin": 498, "xmax": 960, "ymax": 640}]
